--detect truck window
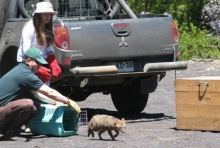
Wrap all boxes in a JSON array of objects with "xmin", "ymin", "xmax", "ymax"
[
  {"xmin": 57, "ymin": 0, "xmax": 106, "ymax": 17},
  {"xmin": 24, "ymin": 0, "xmax": 43, "ymax": 16},
  {"xmin": 24, "ymin": 0, "xmax": 108, "ymax": 18}
]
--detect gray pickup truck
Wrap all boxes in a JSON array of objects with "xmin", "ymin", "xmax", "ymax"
[{"xmin": 0, "ymin": 0, "xmax": 187, "ymax": 114}]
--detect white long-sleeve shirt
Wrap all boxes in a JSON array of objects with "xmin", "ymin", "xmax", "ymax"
[{"xmin": 17, "ymin": 20, "xmax": 54, "ymax": 62}]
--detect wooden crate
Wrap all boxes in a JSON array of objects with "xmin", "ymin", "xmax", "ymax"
[{"xmin": 175, "ymin": 76, "xmax": 220, "ymax": 131}]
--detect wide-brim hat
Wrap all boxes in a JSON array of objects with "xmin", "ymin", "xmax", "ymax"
[
  {"xmin": 24, "ymin": 48, "xmax": 48, "ymax": 64},
  {"xmin": 32, "ymin": 2, "xmax": 58, "ymax": 16}
]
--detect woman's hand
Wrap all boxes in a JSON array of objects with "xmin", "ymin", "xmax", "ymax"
[
  {"xmin": 46, "ymin": 55, "xmax": 61, "ymax": 79},
  {"xmin": 37, "ymin": 66, "xmax": 51, "ymax": 82}
]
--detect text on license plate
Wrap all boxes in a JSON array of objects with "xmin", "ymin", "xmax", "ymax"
[{"xmin": 106, "ymin": 61, "xmax": 134, "ymax": 72}]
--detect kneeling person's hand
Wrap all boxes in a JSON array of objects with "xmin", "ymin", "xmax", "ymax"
[
  {"xmin": 67, "ymin": 98, "xmax": 81, "ymax": 113},
  {"xmin": 55, "ymin": 102, "xmax": 66, "ymax": 106}
]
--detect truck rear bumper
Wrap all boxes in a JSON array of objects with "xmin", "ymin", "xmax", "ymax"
[
  {"xmin": 143, "ymin": 61, "xmax": 187, "ymax": 72},
  {"xmin": 69, "ymin": 61, "xmax": 187, "ymax": 76},
  {"xmin": 70, "ymin": 66, "xmax": 118, "ymax": 76}
]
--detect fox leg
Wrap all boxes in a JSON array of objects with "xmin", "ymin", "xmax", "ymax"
[
  {"xmin": 113, "ymin": 130, "xmax": 119, "ymax": 138},
  {"xmin": 98, "ymin": 130, "xmax": 105, "ymax": 140},
  {"xmin": 88, "ymin": 129, "xmax": 95, "ymax": 137},
  {"xmin": 107, "ymin": 130, "xmax": 115, "ymax": 140},
  {"xmin": 88, "ymin": 132, "xmax": 95, "ymax": 137},
  {"xmin": 88, "ymin": 129, "xmax": 91, "ymax": 137}
]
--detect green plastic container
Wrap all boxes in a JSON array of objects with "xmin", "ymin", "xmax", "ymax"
[{"xmin": 29, "ymin": 104, "xmax": 80, "ymax": 137}]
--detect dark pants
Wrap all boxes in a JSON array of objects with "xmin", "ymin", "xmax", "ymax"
[{"xmin": 0, "ymin": 99, "xmax": 40, "ymax": 136}]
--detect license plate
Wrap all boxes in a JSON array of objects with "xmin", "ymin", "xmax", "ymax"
[{"xmin": 106, "ymin": 61, "xmax": 134, "ymax": 72}]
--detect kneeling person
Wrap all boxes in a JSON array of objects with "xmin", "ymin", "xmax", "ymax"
[{"xmin": 0, "ymin": 47, "xmax": 80, "ymax": 142}]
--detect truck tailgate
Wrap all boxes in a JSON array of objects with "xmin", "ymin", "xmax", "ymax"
[{"xmin": 60, "ymin": 17, "xmax": 175, "ymax": 61}]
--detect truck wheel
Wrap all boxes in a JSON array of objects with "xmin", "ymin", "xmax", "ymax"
[
  {"xmin": 0, "ymin": 47, "xmax": 18, "ymax": 77},
  {"xmin": 111, "ymin": 84, "xmax": 148, "ymax": 114}
]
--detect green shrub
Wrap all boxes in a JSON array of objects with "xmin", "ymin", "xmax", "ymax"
[
  {"xmin": 178, "ymin": 23, "xmax": 220, "ymax": 60},
  {"xmin": 128, "ymin": 0, "xmax": 219, "ymax": 60}
]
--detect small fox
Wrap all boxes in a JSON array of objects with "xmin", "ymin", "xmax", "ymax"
[{"xmin": 87, "ymin": 114, "xmax": 125, "ymax": 140}]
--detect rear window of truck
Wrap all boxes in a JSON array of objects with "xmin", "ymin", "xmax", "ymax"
[{"xmin": 24, "ymin": 0, "xmax": 110, "ymax": 18}]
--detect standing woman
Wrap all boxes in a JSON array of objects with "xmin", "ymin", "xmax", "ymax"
[{"xmin": 17, "ymin": 2, "xmax": 61, "ymax": 83}]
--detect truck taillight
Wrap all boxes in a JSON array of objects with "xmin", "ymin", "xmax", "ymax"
[
  {"xmin": 54, "ymin": 26, "xmax": 70, "ymax": 50},
  {"xmin": 171, "ymin": 21, "xmax": 179, "ymax": 44}
]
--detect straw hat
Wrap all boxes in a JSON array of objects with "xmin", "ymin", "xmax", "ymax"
[{"xmin": 32, "ymin": 2, "xmax": 58, "ymax": 16}]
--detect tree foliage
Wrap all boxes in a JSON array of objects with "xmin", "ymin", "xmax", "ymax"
[
  {"xmin": 128, "ymin": 0, "xmax": 207, "ymax": 27},
  {"xmin": 127, "ymin": 0, "xmax": 220, "ymax": 60}
]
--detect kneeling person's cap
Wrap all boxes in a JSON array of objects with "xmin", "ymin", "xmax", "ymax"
[{"xmin": 24, "ymin": 48, "xmax": 48, "ymax": 64}]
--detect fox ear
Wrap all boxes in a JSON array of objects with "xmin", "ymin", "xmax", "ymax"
[{"xmin": 121, "ymin": 118, "xmax": 125, "ymax": 121}]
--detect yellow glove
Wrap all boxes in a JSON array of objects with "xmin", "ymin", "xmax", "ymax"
[
  {"xmin": 67, "ymin": 98, "xmax": 81, "ymax": 113},
  {"xmin": 55, "ymin": 102, "xmax": 67, "ymax": 106}
]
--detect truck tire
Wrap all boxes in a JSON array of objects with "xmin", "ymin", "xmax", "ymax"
[
  {"xmin": 111, "ymin": 83, "xmax": 148, "ymax": 114},
  {"xmin": 0, "ymin": 47, "xmax": 18, "ymax": 77}
]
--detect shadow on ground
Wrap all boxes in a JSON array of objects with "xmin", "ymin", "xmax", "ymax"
[{"xmin": 82, "ymin": 108, "xmax": 169, "ymax": 123}]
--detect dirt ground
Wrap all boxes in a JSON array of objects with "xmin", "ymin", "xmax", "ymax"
[{"xmin": 1, "ymin": 60, "xmax": 220, "ymax": 148}]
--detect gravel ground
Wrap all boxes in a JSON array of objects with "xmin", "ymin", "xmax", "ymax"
[{"xmin": 1, "ymin": 60, "xmax": 220, "ymax": 148}]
